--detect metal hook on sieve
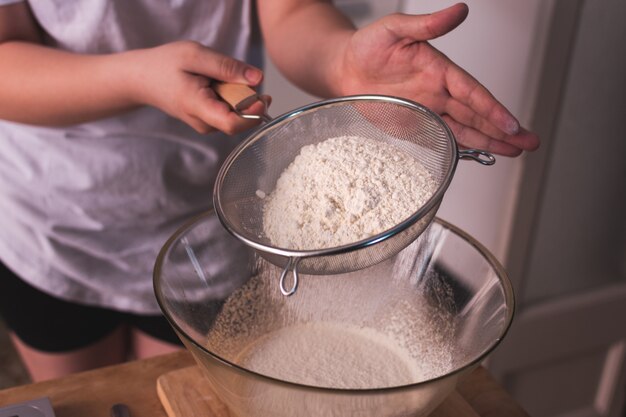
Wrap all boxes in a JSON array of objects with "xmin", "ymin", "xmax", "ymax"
[
  {"xmin": 279, "ymin": 257, "xmax": 300, "ymax": 296},
  {"xmin": 237, "ymin": 107, "xmax": 272, "ymax": 124},
  {"xmin": 213, "ymin": 82, "xmax": 273, "ymax": 123},
  {"xmin": 458, "ymin": 149, "xmax": 496, "ymax": 165}
]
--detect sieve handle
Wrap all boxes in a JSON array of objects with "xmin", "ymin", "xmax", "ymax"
[
  {"xmin": 458, "ymin": 149, "xmax": 496, "ymax": 165},
  {"xmin": 213, "ymin": 82, "xmax": 272, "ymax": 123}
]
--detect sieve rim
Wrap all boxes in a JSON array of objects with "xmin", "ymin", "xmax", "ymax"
[{"xmin": 213, "ymin": 94, "xmax": 460, "ymax": 259}]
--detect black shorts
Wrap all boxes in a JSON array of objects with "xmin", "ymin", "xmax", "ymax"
[{"xmin": 0, "ymin": 261, "xmax": 183, "ymax": 352}]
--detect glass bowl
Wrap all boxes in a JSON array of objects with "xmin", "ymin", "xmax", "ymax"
[{"xmin": 154, "ymin": 210, "xmax": 514, "ymax": 417}]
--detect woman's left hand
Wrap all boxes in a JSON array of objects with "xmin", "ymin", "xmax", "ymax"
[{"xmin": 338, "ymin": 3, "xmax": 539, "ymax": 156}]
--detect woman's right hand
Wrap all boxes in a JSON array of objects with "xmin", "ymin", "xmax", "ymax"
[
  {"xmin": 0, "ymin": 2, "xmax": 267, "ymax": 133},
  {"xmin": 127, "ymin": 41, "xmax": 270, "ymax": 135}
]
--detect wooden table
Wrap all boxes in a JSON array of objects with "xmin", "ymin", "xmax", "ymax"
[{"xmin": 0, "ymin": 351, "xmax": 529, "ymax": 417}]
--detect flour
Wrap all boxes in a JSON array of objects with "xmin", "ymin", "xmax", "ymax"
[
  {"xmin": 262, "ymin": 136, "xmax": 436, "ymax": 250},
  {"xmin": 204, "ymin": 257, "xmax": 456, "ymax": 392},
  {"xmin": 236, "ymin": 322, "xmax": 421, "ymax": 389}
]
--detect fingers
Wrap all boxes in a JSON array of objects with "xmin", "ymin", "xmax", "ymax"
[
  {"xmin": 192, "ymin": 89, "xmax": 262, "ymax": 135},
  {"xmin": 444, "ymin": 99, "xmax": 540, "ymax": 151},
  {"xmin": 177, "ymin": 41, "xmax": 263, "ymax": 86},
  {"xmin": 444, "ymin": 99, "xmax": 508, "ymax": 141},
  {"xmin": 504, "ymin": 127, "xmax": 540, "ymax": 151},
  {"xmin": 135, "ymin": 42, "xmax": 269, "ymax": 134},
  {"xmin": 183, "ymin": 76, "xmax": 270, "ymax": 135},
  {"xmin": 442, "ymin": 115, "xmax": 539, "ymax": 157},
  {"xmin": 443, "ymin": 115, "xmax": 521, "ymax": 156},
  {"xmin": 170, "ymin": 44, "xmax": 270, "ymax": 135},
  {"xmin": 445, "ymin": 62, "xmax": 521, "ymax": 137},
  {"xmin": 259, "ymin": 94, "xmax": 272, "ymax": 109},
  {"xmin": 442, "ymin": 99, "xmax": 540, "ymax": 154},
  {"xmin": 382, "ymin": 3, "xmax": 469, "ymax": 42}
]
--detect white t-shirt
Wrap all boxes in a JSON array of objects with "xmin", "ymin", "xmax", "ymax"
[{"xmin": 0, "ymin": 0, "xmax": 257, "ymax": 313}]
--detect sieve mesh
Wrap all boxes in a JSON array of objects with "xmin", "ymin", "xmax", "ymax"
[{"xmin": 214, "ymin": 96, "xmax": 458, "ymax": 276}]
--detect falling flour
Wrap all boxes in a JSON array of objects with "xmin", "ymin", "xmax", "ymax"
[
  {"xmin": 205, "ymin": 261, "xmax": 456, "ymax": 393},
  {"xmin": 236, "ymin": 322, "xmax": 421, "ymax": 389},
  {"xmin": 262, "ymin": 136, "xmax": 436, "ymax": 250}
]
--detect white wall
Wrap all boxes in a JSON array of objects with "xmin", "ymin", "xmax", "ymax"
[{"xmin": 263, "ymin": 0, "xmax": 553, "ymax": 261}]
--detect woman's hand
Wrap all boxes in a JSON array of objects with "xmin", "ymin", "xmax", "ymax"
[
  {"xmin": 128, "ymin": 41, "xmax": 270, "ymax": 135},
  {"xmin": 0, "ymin": 1, "xmax": 269, "ymax": 133},
  {"xmin": 338, "ymin": 3, "xmax": 539, "ymax": 156}
]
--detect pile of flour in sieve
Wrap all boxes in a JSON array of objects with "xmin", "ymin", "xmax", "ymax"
[
  {"xmin": 235, "ymin": 321, "xmax": 423, "ymax": 389},
  {"xmin": 262, "ymin": 135, "xmax": 436, "ymax": 250}
]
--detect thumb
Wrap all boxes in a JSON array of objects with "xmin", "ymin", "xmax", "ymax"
[
  {"xmin": 182, "ymin": 43, "xmax": 263, "ymax": 86},
  {"xmin": 385, "ymin": 3, "xmax": 469, "ymax": 41}
]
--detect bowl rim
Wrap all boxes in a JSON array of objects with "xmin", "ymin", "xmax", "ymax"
[{"xmin": 153, "ymin": 209, "xmax": 515, "ymax": 394}]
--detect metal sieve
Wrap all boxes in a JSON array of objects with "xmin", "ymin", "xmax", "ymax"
[{"xmin": 213, "ymin": 84, "xmax": 495, "ymax": 296}]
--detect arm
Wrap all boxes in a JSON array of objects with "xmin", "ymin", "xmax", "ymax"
[
  {"xmin": 258, "ymin": 1, "xmax": 353, "ymax": 99},
  {"xmin": 257, "ymin": 1, "xmax": 539, "ymax": 156},
  {"xmin": 0, "ymin": 2, "xmax": 267, "ymax": 134}
]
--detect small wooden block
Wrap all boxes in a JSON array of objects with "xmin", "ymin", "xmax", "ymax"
[
  {"xmin": 156, "ymin": 366, "xmax": 482, "ymax": 417},
  {"xmin": 430, "ymin": 392, "xmax": 481, "ymax": 417},
  {"xmin": 213, "ymin": 82, "xmax": 259, "ymax": 111},
  {"xmin": 157, "ymin": 366, "xmax": 231, "ymax": 417}
]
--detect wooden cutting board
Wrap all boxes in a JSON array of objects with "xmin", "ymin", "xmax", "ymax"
[
  {"xmin": 156, "ymin": 366, "xmax": 481, "ymax": 417},
  {"xmin": 0, "ymin": 351, "xmax": 528, "ymax": 417}
]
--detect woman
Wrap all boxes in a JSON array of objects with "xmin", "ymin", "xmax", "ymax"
[{"xmin": 0, "ymin": 0, "xmax": 538, "ymax": 381}]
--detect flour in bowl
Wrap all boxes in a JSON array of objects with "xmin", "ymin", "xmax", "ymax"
[
  {"xmin": 236, "ymin": 321, "xmax": 421, "ymax": 389},
  {"xmin": 262, "ymin": 136, "xmax": 436, "ymax": 250}
]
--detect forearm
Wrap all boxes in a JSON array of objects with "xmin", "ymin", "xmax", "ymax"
[
  {"xmin": 0, "ymin": 41, "xmax": 141, "ymax": 126},
  {"xmin": 258, "ymin": 0, "xmax": 355, "ymax": 98}
]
